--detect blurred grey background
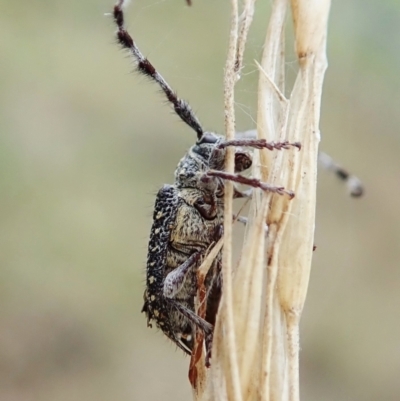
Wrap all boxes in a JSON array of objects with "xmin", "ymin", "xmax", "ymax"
[{"xmin": 1, "ymin": 1, "xmax": 399, "ymax": 400}]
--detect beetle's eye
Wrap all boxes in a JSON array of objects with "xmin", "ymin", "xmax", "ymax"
[{"xmin": 197, "ymin": 132, "xmax": 218, "ymax": 145}]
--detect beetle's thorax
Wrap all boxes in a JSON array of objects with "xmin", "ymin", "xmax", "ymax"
[{"xmin": 174, "ymin": 132, "xmax": 225, "ymax": 189}]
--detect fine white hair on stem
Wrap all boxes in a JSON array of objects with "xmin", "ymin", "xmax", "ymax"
[
  {"xmin": 193, "ymin": 0, "xmax": 331, "ymax": 400},
  {"xmin": 235, "ymin": 0, "xmax": 257, "ymax": 78}
]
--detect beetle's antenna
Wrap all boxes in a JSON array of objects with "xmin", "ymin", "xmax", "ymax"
[{"xmin": 112, "ymin": 0, "xmax": 204, "ymax": 139}]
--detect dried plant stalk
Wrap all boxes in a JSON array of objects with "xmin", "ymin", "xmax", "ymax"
[{"xmin": 193, "ymin": 0, "xmax": 330, "ymax": 400}]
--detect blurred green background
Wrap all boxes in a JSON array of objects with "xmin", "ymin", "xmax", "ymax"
[{"xmin": 1, "ymin": 0, "xmax": 399, "ymax": 400}]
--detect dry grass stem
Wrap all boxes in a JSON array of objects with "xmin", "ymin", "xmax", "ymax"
[
  {"xmin": 236, "ymin": 0, "xmax": 257, "ymax": 77},
  {"xmin": 220, "ymin": 1, "xmax": 242, "ymax": 400},
  {"xmin": 193, "ymin": 0, "xmax": 330, "ymax": 400}
]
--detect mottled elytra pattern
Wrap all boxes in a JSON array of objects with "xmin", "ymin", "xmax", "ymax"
[
  {"xmin": 144, "ymin": 185, "xmax": 179, "ymax": 297},
  {"xmin": 111, "ymin": 0, "xmax": 298, "ymax": 364},
  {"xmin": 142, "ymin": 185, "xmax": 215, "ymax": 354}
]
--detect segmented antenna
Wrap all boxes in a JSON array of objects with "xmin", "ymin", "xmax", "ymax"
[
  {"xmin": 318, "ymin": 152, "xmax": 364, "ymax": 197},
  {"xmin": 113, "ymin": 0, "xmax": 204, "ymax": 139}
]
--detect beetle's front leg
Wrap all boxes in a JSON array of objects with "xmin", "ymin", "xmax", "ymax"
[{"xmin": 206, "ymin": 170, "xmax": 295, "ymax": 199}]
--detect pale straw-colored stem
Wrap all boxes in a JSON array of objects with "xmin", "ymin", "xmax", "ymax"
[
  {"xmin": 221, "ymin": 0, "xmax": 242, "ymax": 400},
  {"xmin": 193, "ymin": 1, "xmax": 330, "ymax": 400},
  {"xmin": 258, "ymin": 1, "xmax": 331, "ymax": 400},
  {"xmin": 235, "ymin": 0, "xmax": 257, "ymax": 77}
]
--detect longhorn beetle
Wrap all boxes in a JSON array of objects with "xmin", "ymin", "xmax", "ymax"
[{"xmin": 111, "ymin": 0, "xmax": 360, "ymax": 364}]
